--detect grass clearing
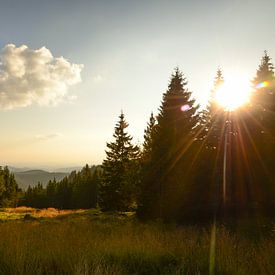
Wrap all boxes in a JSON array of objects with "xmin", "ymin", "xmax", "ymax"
[{"xmin": 0, "ymin": 208, "xmax": 274, "ymax": 274}]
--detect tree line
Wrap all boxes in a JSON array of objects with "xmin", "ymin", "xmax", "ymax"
[
  {"xmin": 19, "ymin": 165, "xmax": 101, "ymax": 209},
  {"xmin": 19, "ymin": 51, "xmax": 275, "ymax": 223}
]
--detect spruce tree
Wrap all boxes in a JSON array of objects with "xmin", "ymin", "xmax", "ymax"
[
  {"xmin": 46, "ymin": 179, "xmax": 57, "ymax": 207},
  {"xmin": 142, "ymin": 112, "xmax": 156, "ymax": 161},
  {"xmin": 0, "ymin": 166, "xmax": 19, "ymax": 207},
  {"xmin": 138, "ymin": 68, "xmax": 199, "ymax": 221},
  {"xmin": 193, "ymin": 69, "xmax": 225, "ymax": 218},
  {"xmin": 247, "ymin": 51, "xmax": 275, "ymax": 215},
  {"xmin": 200, "ymin": 68, "xmax": 225, "ymax": 149},
  {"xmin": 99, "ymin": 112, "xmax": 140, "ymax": 211},
  {"xmin": 251, "ymin": 51, "xmax": 275, "ymax": 132}
]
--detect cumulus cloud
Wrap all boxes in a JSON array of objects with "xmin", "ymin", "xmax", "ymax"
[
  {"xmin": 35, "ymin": 133, "xmax": 62, "ymax": 141},
  {"xmin": 0, "ymin": 44, "xmax": 83, "ymax": 109}
]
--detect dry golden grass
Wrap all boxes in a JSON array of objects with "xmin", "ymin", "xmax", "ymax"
[
  {"xmin": 35, "ymin": 208, "xmax": 84, "ymax": 218},
  {"xmin": 3, "ymin": 207, "xmax": 85, "ymax": 218},
  {"xmin": 5, "ymin": 206, "xmax": 36, "ymax": 214},
  {"xmin": 0, "ymin": 209, "xmax": 274, "ymax": 274}
]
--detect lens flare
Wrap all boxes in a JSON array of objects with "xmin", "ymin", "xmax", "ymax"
[
  {"xmin": 181, "ymin": 104, "xmax": 191, "ymax": 111},
  {"xmin": 256, "ymin": 81, "xmax": 269, "ymax": 89}
]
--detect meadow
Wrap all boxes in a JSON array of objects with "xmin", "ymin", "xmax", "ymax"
[{"xmin": 0, "ymin": 208, "xmax": 273, "ymax": 274}]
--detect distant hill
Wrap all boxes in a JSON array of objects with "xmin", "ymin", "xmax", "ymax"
[
  {"xmin": 14, "ymin": 170, "xmax": 69, "ymax": 190},
  {"xmin": 8, "ymin": 166, "xmax": 33, "ymax": 173},
  {"xmin": 53, "ymin": 166, "xmax": 82, "ymax": 173}
]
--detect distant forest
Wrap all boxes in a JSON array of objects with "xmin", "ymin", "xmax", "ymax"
[{"xmin": 2, "ymin": 51, "xmax": 275, "ymax": 223}]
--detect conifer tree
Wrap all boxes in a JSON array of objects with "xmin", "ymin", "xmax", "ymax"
[
  {"xmin": 142, "ymin": 112, "xmax": 156, "ymax": 160},
  {"xmin": 0, "ymin": 166, "xmax": 19, "ymax": 207},
  {"xmin": 247, "ymin": 51, "xmax": 275, "ymax": 215},
  {"xmin": 201, "ymin": 68, "xmax": 225, "ymax": 148},
  {"xmin": 46, "ymin": 178, "xmax": 57, "ymax": 207},
  {"xmin": 251, "ymin": 51, "xmax": 275, "ymax": 131},
  {"xmin": 99, "ymin": 112, "xmax": 140, "ymax": 211},
  {"xmin": 191, "ymin": 69, "xmax": 226, "ymax": 220},
  {"xmin": 138, "ymin": 68, "xmax": 199, "ymax": 221}
]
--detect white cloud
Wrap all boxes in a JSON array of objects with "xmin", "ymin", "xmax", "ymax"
[
  {"xmin": 35, "ymin": 133, "xmax": 63, "ymax": 141},
  {"xmin": 0, "ymin": 44, "xmax": 83, "ymax": 109}
]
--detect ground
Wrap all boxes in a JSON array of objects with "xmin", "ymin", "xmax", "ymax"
[{"xmin": 0, "ymin": 207, "xmax": 274, "ymax": 274}]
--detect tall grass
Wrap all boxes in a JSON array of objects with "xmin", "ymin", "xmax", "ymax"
[{"xmin": 0, "ymin": 209, "xmax": 274, "ymax": 274}]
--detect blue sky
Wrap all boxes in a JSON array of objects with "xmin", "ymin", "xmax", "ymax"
[{"xmin": 0, "ymin": 0, "xmax": 274, "ymax": 168}]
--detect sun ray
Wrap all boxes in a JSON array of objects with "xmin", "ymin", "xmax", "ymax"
[{"xmin": 215, "ymin": 74, "xmax": 251, "ymax": 111}]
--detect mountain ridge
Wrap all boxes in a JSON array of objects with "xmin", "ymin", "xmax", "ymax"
[{"xmin": 13, "ymin": 170, "xmax": 69, "ymax": 190}]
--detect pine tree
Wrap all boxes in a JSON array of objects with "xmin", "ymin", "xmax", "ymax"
[
  {"xmin": 138, "ymin": 68, "xmax": 200, "ymax": 221},
  {"xmin": 246, "ymin": 51, "xmax": 275, "ymax": 215},
  {"xmin": 201, "ymin": 68, "xmax": 225, "ymax": 149},
  {"xmin": 46, "ymin": 179, "xmax": 57, "ymax": 207},
  {"xmin": 99, "ymin": 112, "xmax": 140, "ymax": 211},
  {"xmin": 190, "ymin": 69, "xmax": 227, "ymax": 220},
  {"xmin": 251, "ymin": 51, "xmax": 275, "ymax": 132},
  {"xmin": 0, "ymin": 166, "xmax": 19, "ymax": 207},
  {"xmin": 142, "ymin": 112, "xmax": 156, "ymax": 160}
]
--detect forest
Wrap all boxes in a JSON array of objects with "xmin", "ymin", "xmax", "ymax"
[{"xmin": 2, "ymin": 51, "xmax": 275, "ymax": 224}]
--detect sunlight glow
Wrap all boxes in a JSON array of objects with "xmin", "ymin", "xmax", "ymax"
[
  {"xmin": 215, "ymin": 74, "xmax": 251, "ymax": 111},
  {"xmin": 256, "ymin": 81, "xmax": 269, "ymax": 89}
]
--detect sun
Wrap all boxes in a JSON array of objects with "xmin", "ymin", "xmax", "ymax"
[{"xmin": 215, "ymin": 74, "xmax": 251, "ymax": 111}]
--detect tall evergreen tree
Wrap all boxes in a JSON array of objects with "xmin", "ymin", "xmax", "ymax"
[
  {"xmin": 201, "ymin": 68, "xmax": 225, "ymax": 148},
  {"xmin": 190, "ymin": 69, "xmax": 227, "ymax": 221},
  {"xmin": 142, "ymin": 112, "xmax": 156, "ymax": 161},
  {"xmin": 46, "ymin": 178, "xmax": 57, "ymax": 207},
  {"xmin": 246, "ymin": 51, "xmax": 275, "ymax": 215},
  {"xmin": 250, "ymin": 51, "xmax": 275, "ymax": 139},
  {"xmin": 0, "ymin": 166, "xmax": 19, "ymax": 207},
  {"xmin": 99, "ymin": 112, "xmax": 140, "ymax": 211},
  {"xmin": 138, "ymin": 68, "xmax": 200, "ymax": 221}
]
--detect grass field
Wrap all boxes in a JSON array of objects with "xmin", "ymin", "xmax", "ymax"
[{"xmin": 0, "ymin": 207, "xmax": 274, "ymax": 274}]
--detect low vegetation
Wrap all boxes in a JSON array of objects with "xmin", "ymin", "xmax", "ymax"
[{"xmin": 0, "ymin": 208, "xmax": 274, "ymax": 274}]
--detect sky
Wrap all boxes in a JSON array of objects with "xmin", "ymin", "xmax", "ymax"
[{"xmin": 0, "ymin": 0, "xmax": 275, "ymax": 169}]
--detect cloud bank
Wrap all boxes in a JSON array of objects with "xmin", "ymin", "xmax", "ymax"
[{"xmin": 0, "ymin": 44, "xmax": 83, "ymax": 109}]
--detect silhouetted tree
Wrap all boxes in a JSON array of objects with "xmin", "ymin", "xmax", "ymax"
[
  {"xmin": 251, "ymin": 51, "xmax": 275, "ymax": 125},
  {"xmin": 191, "ymin": 69, "xmax": 226, "ymax": 220},
  {"xmin": 244, "ymin": 51, "xmax": 275, "ymax": 215},
  {"xmin": 201, "ymin": 68, "xmax": 225, "ymax": 149},
  {"xmin": 99, "ymin": 112, "xmax": 140, "ymax": 211},
  {"xmin": 142, "ymin": 112, "xmax": 156, "ymax": 160},
  {"xmin": 138, "ymin": 68, "xmax": 199, "ymax": 221}
]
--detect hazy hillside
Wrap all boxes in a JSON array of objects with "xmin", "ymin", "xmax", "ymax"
[
  {"xmin": 14, "ymin": 170, "xmax": 69, "ymax": 190},
  {"xmin": 53, "ymin": 166, "xmax": 82, "ymax": 173}
]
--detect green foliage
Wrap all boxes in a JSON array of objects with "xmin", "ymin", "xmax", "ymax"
[
  {"xmin": 0, "ymin": 166, "xmax": 19, "ymax": 207},
  {"xmin": 99, "ymin": 112, "xmax": 141, "ymax": 211},
  {"xmin": 21, "ymin": 165, "xmax": 101, "ymax": 209}
]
